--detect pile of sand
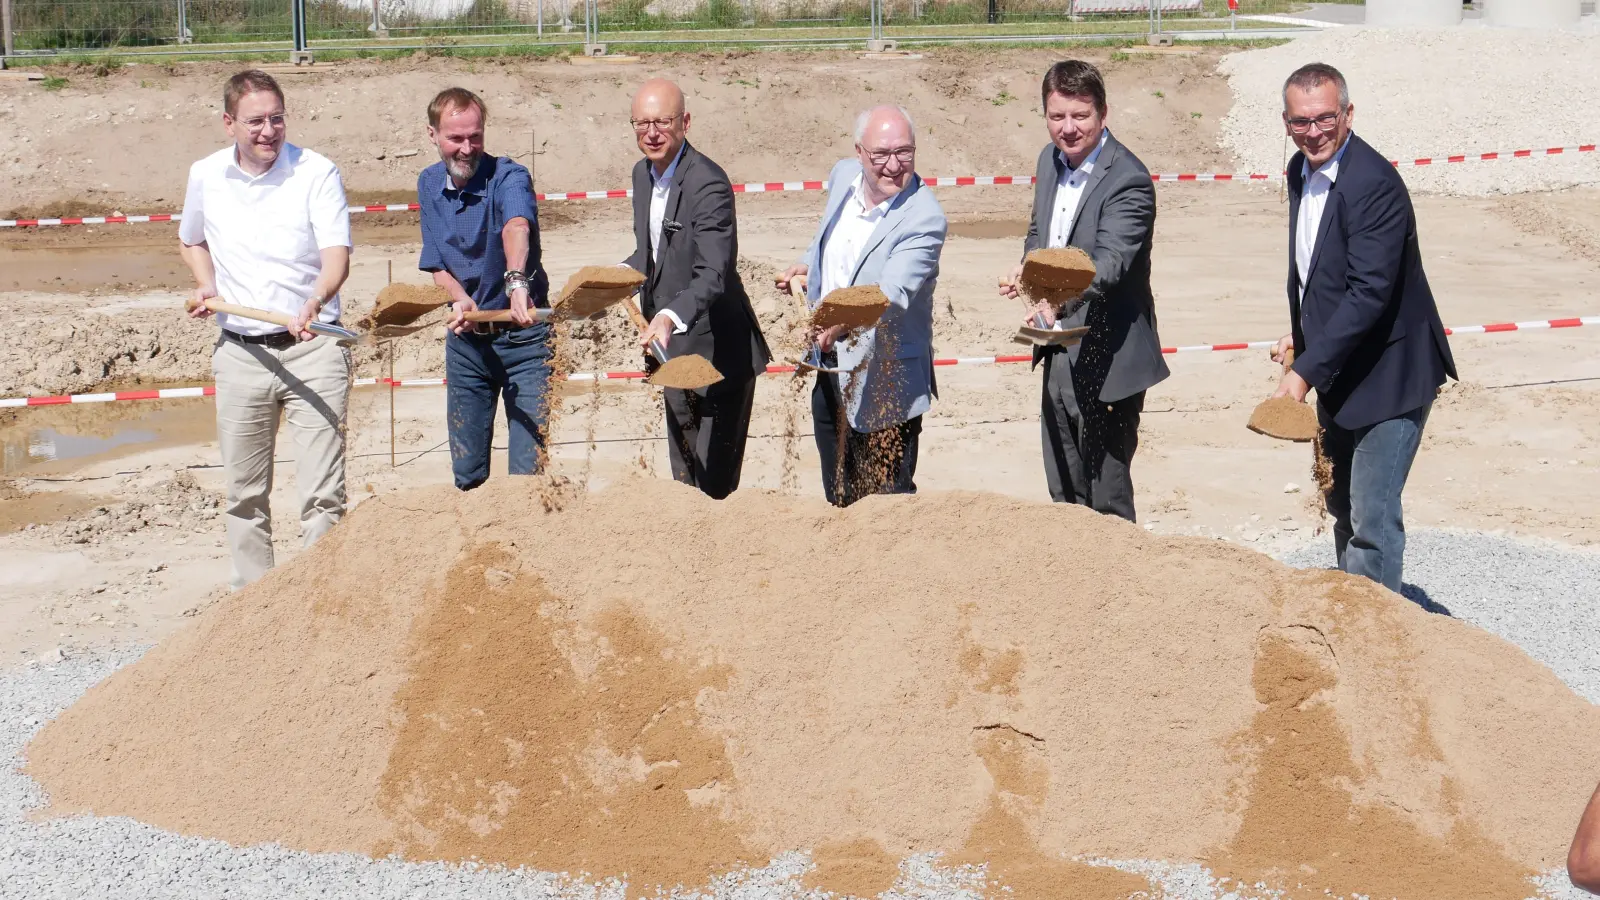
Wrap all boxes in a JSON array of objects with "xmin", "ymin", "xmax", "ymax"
[
  {"xmin": 25, "ymin": 478, "xmax": 1600, "ymax": 899},
  {"xmin": 1019, "ymin": 248, "xmax": 1096, "ymax": 305}
]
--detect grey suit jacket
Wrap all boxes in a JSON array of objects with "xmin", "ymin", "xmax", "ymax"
[
  {"xmin": 625, "ymin": 142, "xmax": 771, "ymax": 388},
  {"xmin": 800, "ymin": 159, "xmax": 947, "ymax": 432},
  {"xmin": 1023, "ymin": 132, "xmax": 1169, "ymax": 403}
]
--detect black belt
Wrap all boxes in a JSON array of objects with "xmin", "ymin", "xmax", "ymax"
[{"xmin": 223, "ymin": 329, "xmax": 298, "ymax": 350}]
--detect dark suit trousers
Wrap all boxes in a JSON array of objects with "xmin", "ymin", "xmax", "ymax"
[
  {"xmin": 811, "ymin": 367, "xmax": 921, "ymax": 508},
  {"xmin": 1040, "ymin": 352, "xmax": 1144, "ymax": 522},
  {"xmin": 663, "ymin": 378, "xmax": 756, "ymax": 500}
]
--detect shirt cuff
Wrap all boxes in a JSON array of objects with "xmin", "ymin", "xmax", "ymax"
[{"xmin": 659, "ymin": 309, "xmax": 689, "ymax": 334}]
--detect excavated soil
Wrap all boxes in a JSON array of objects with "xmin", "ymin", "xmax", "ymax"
[
  {"xmin": 812, "ymin": 286, "xmax": 891, "ymax": 331},
  {"xmin": 1247, "ymin": 396, "xmax": 1320, "ymax": 443},
  {"xmin": 362, "ymin": 283, "xmax": 450, "ymax": 330},
  {"xmin": 1020, "ymin": 248, "xmax": 1097, "ymax": 304},
  {"xmin": 24, "ymin": 478, "xmax": 1600, "ymax": 899},
  {"xmin": 649, "ymin": 354, "xmax": 725, "ymax": 391}
]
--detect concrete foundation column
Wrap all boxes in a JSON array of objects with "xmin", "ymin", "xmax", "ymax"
[{"xmin": 1485, "ymin": 0, "xmax": 1582, "ymax": 28}]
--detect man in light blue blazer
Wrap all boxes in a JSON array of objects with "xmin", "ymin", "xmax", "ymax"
[{"xmin": 777, "ymin": 105, "xmax": 948, "ymax": 507}]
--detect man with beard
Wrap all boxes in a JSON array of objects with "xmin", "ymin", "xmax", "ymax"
[
  {"xmin": 179, "ymin": 69, "xmax": 353, "ymax": 590},
  {"xmin": 418, "ymin": 87, "xmax": 554, "ymax": 491}
]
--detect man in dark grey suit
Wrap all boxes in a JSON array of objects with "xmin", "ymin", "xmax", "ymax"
[
  {"xmin": 624, "ymin": 78, "xmax": 771, "ymax": 499},
  {"xmin": 999, "ymin": 60, "xmax": 1168, "ymax": 522}
]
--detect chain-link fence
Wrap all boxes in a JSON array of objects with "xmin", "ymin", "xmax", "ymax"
[{"xmin": 0, "ymin": 0, "xmax": 1331, "ymax": 58}]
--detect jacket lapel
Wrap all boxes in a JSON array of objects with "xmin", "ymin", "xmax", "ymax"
[
  {"xmin": 1066, "ymin": 132, "xmax": 1120, "ymax": 247},
  {"xmin": 645, "ymin": 143, "xmax": 696, "ymax": 293},
  {"xmin": 1286, "ymin": 152, "xmax": 1303, "ymax": 298},
  {"xmin": 848, "ymin": 175, "xmax": 919, "ymax": 284},
  {"xmin": 1031, "ymin": 147, "xmax": 1058, "ymax": 246},
  {"xmin": 810, "ymin": 167, "xmax": 855, "ymax": 302},
  {"xmin": 1302, "ymin": 155, "xmax": 1345, "ymax": 290}
]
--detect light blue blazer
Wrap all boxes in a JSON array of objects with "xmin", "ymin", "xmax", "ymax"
[{"xmin": 800, "ymin": 158, "xmax": 948, "ymax": 432}]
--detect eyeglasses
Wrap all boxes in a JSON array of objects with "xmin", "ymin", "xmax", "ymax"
[
  {"xmin": 630, "ymin": 114, "xmax": 682, "ymax": 134},
  {"xmin": 239, "ymin": 113, "xmax": 287, "ymax": 133},
  {"xmin": 1284, "ymin": 111, "xmax": 1341, "ymax": 135},
  {"xmin": 863, "ymin": 146, "xmax": 915, "ymax": 166}
]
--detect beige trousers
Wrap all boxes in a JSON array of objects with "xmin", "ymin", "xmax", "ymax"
[{"xmin": 212, "ymin": 334, "xmax": 351, "ymax": 590}]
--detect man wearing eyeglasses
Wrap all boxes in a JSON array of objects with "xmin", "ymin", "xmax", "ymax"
[
  {"xmin": 419, "ymin": 87, "xmax": 553, "ymax": 492},
  {"xmin": 625, "ymin": 78, "xmax": 770, "ymax": 499},
  {"xmin": 1270, "ymin": 63, "xmax": 1455, "ymax": 593},
  {"xmin": 178, "ymin": 69, "xmax": 353, "ymax": 590},
  {"xmin": 998, "ymin": 60, "xmax": 1168, "ymax": 523},
  {"xmin": 775, "ymin": 105, "xmax": 946, "ymax": 507}
]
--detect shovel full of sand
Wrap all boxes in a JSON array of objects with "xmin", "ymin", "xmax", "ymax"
[
  {"xmin": 185, "ymin": 297, "xmax": 362, "ymax": 342},
  {"xmin": 358, "ymin": 266, "xmax": 648, "ymax": 338},
  {"xmin": 782, "ymin": 278, "xmax": 862, "ymax": 376},
  {"xmin": 1010, "ymin": 247, "xmax": 1094, "ymax": 348},
  {"xmin": 1247, "ymin": 348, "xmax": 1320, "ymax": 442},
  {"xmin": 621, "ymin": 296, "xmax": 724, "ymax": 391}
]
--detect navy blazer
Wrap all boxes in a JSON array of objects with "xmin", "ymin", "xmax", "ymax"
[{"xmin": 1288, "ymin": 133, "xmax": 1456, "ymax": 430}]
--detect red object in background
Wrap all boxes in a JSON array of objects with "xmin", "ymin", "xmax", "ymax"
[{"xmin": 1227, "ymin": 0, "xmax": 1237, "ymax": 8}]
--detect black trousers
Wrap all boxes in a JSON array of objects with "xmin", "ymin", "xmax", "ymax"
[
  {"xmin": 1040, "ymin": 353, "xmax": 1144, "ymax": 522},
  {"xmin": 663, "ymin": 377, "xmax": 757, "ymax": 500},
  {"xmin": 812, "ymin": 370, "xmax": 921, "ymax": 508}
]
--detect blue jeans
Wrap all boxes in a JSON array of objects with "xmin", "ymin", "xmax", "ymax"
[
  {"xmin": 444, "ymin": 325, "xmax": 552, "ymax": 491},
  {"xmin": 1319, "ymin": 401, "xmax": 1432, "ymax": 593}
]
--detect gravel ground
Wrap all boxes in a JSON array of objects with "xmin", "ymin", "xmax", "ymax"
[
  {"xmin": 1217, "ymin": 27, "xmax": 1600, "ymax": 196},
  {"xmin": 3, "ymin": 528, "xmax": 1597, "ymax": 899}
]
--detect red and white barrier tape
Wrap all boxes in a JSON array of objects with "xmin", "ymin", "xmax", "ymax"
[
  {"xmin": 4, "ymin": 314, "xmax": 1597, "ymax": 409},
  {"xmin": 1, "ymin": 144, "xmax": 1592, "ymax": 228}
]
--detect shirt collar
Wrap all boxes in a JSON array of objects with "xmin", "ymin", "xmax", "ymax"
[
  {"xmin": 1302, "ymin": 133, "xmax": 1353, "ymax": 184},
  {"xmin": 228, "ymin": 142, "xmax": 294, "ymax": 182},
  {"xmin": 1055, "ymin": 128, "xmax": 1110, "ymax": 175},
  {"xmin": 651, "ymin": 143, "xmax": 687, "ymax": 188},
  {"xmin": 443, "ymin": 156, "xmax": 492, "ymax": 196},
  {"xmin": 846, "ymin": 173, "xmax": 893, "ymax": 219}
]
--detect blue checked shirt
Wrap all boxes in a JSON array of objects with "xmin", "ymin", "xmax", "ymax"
[{"xmin": 418, "ymin": 155, "xmax": 549, "ymax": 312}]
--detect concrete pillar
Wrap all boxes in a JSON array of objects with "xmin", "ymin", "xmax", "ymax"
[
  {"xmin": 1485, "ymin": 0, "xmax": 1582, "ymax": 28},
  {"xmin": 1365, "ymin": 0, "xmax": 1463, "ymax": 26}
]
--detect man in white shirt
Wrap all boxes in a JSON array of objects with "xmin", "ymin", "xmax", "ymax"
[
  {"xmin": 776, "ymin": 106, "xmax": 947, "ymax": 507},
  {"xmin": 178, "ymin": 69, "xmax": 353, "ymax": 590},
  {"xmin": 998, "ymin": 60, "xmax": 1169, "ymax": 522},
  {"xmin": 1269, "ymin": 63, "xmax": 1455, "ymax": 593}
]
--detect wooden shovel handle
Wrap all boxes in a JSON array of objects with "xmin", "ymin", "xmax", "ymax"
[
  {"xmin": 623, "ymin": 295, "xmax": 651, "ymax": 334},
  {"xmin": 1283, "ymin": 347, "xmax": 1296, "ymax": 370},
  {"xmin": 187, "ymin": 297, "xmax": 295, "ymax": 329}
]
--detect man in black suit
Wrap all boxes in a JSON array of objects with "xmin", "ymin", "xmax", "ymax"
[
  {"xmin": 1271, "ymin": 63, "xmax": 1456, "ymax": 592},
  {"xmin": 998, "ymin": 60, "xmax": 1169, "ymax": 523},
  {"xmin": 625, "ymin": 78, "xmax": 771, "ymax": 499}
]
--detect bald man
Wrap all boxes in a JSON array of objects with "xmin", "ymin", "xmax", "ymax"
[
  {"xmin": 625, "ymin": 78, "xmax": 771, "ymax": 499},
  {"xmin": 776, "ymin": 105, "xmax": 946, "ymax": 507}
]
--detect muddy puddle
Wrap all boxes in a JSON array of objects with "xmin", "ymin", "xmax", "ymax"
[{"xmin": 0, "ymin": 399, "xmax": 214, "ymax": 476}]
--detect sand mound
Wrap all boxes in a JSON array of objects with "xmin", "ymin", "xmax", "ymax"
[
  {"xmin": 48, "ymin": 468, "xmax": 221, "ymax": 545},
  {"xmin": 649, "ymin": 353, "xmax": 723, "ymax": 391},
  {"xmin": 1246, "ymin": 396, "xmax": 1319, "ymax": 442},
  {"xmin": 25, "ymin": 478, "xmax": 1600, "ymax": 898}
]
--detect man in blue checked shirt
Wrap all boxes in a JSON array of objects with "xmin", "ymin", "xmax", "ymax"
[{"xmin": 418, "ymin": 87, "xmax": 553, "ymax": 491}]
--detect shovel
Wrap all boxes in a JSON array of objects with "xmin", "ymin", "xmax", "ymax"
[
  {"xmin": 784, "ymin": 277, "xmax": 853, "ymax": 376},
  {"xmin": 1001, "ymin": 279, "xmax": 1089, "ymax": 348},
  {"xmin": 361, "ymin": 266, "xmax": 647, "ymax": 337},
  {"xmin": 1247, "ymin": 348, "xmax": 1319, "ymax": 442},
  {"xmin": 186, "ymin": 297, "xmax": 361, "ymax": 342},
  {"xmin": 1008, "ymin": 247, "xmax": 1095, "ymax": 348},
  {"xmin": 621, "ymin": 296, "xmax": 724, "ymax": 391}
]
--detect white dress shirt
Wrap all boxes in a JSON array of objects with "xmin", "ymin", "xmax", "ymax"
[
  {"xmin": 178, "ymin": 143, "xmax": 351, "ymax": 337},
  {"xmin": 819, "ymin": 174, "xmax": 891, "ymax": 298},
  {"xmin": 1047, "ymin": 128, "xmax": 1109, "ymax": 250},
  {"xmin": 646, "ymin": 144, "xmax": 688, "ymax": 333},
  {"xmin": 1296, "ymin": 135, "xmax": 1352, "ymax": 300}
]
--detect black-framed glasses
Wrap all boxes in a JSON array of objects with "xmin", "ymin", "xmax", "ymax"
[
  {"xmin": 1284, "ymin": 111, "xmax": 1341, "ymax": 135},
  {"xmin": 630, "ymin": 114, "xmax": 682, "ymax": 134},
  {"xmin": 863, "ymin": 146, "xmax": 915, "ymax": 166}
]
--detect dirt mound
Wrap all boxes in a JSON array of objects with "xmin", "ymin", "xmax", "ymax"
[
  {"xmin": 1020, "ymin": 247, "xmax": 1097, "ymax": 304},
  {"xmin": 25, "ymin": 478, "xmax": 1600, "ymax": 898},
  {"xmin": 0, "ymin": 308, "xmax": 217, "ymax": 398},
  {"xmin": 811, "ymin": 285, "xmax": 891, "ymax": 331},
  {"xmin": 48, "ymin": 468, "xmax": 221, "ymax": 545}
]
